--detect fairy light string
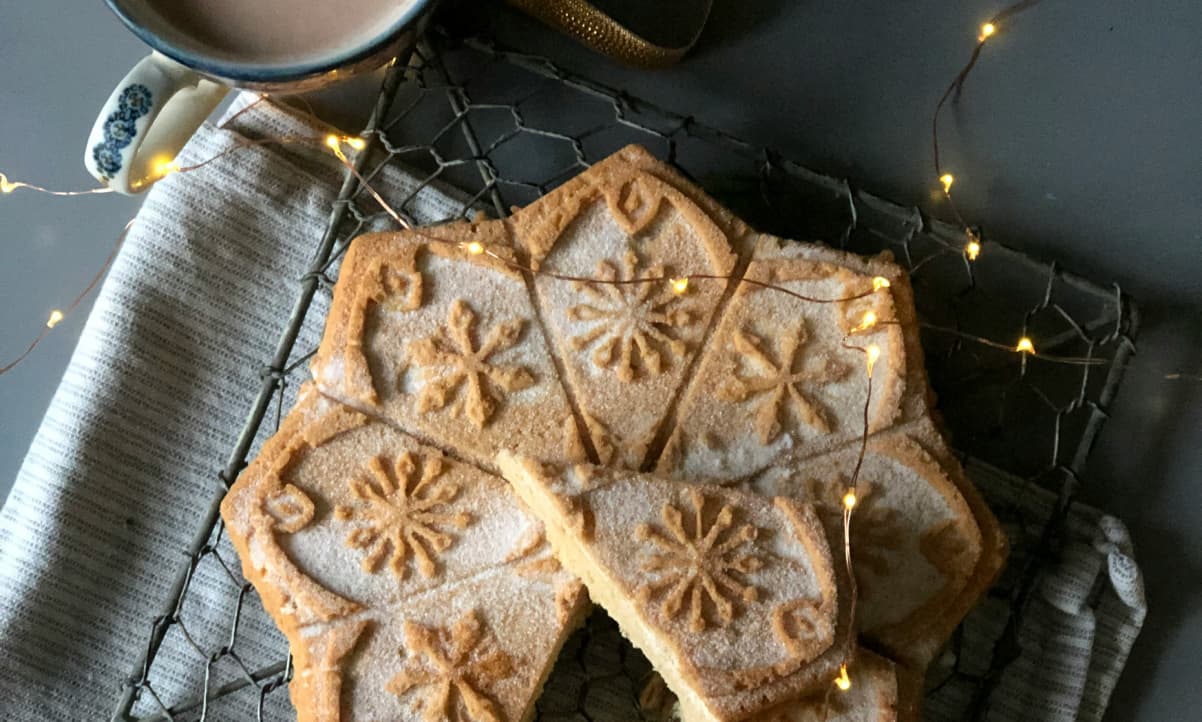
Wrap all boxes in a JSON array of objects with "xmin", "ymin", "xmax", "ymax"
[
  {"xmin": 0, "ymin": 80, "xmax": 1166, "ymax": 701},
  {"xmin": 0, "ymin": 172, "xmax": 114, "ymax": 197},
  {"xmin": 933, "ymin": 0, "xmax": 1047, "ymax": 263},
  {"xmin": 1, "ymin": 3, "xmax": 1156, "ymax": 385},
  {"xmin": 0, "ymin": 92, "xmax": 1113, "ymax": 377},
  {"xmin": 0, "ymin": 91, "xmax": 1148, "ymax": 695},
  {"xmin": 0, "ymin": 123, "xmax": 367, "ymax": 378},
  {"xmin": 0, "ymin": 220, "xmax": 132, "ymax": 376}
]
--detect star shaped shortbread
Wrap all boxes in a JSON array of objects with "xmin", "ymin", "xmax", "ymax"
[{"xmin": 222, "ymin": 145, "xmax": 1005, "ymax": 722}]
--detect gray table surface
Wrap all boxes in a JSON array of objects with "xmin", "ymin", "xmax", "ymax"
[{"xmin": 1, "ymin": 1, "xmax": 1199, "ymax": 719}]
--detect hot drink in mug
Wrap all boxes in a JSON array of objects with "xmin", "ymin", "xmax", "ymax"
[{"xmin": 86, "ymin": 0, "xmax": 437, "ymax": 193}]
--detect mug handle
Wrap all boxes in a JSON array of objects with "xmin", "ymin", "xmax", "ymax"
[{"xmin": 84, "ymin": 52, "xmax": 229, "ymax": 195}]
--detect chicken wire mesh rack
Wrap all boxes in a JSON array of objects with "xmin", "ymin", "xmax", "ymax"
[{"xmin": 110, "ymin": 29, "xmax": 1139, "ymax": 722}]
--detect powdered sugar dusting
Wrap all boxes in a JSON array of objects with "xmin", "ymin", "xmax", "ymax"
[{"xmin": 660, "ymin": 245, "xmax": 907, "ymax": 482}]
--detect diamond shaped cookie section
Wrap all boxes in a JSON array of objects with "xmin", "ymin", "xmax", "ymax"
[
  {"xmin": 311, "ymin": 222, "xmax": 590, "ymax": 470},
  {"xmin": 511, "ymin": 145, "xmax": 742, "ymax": 468},
  {"xmin": 746, "ymin": 421, "xmax": 988, "ymax": 666},
  {"xmin": 222, "ymin": 387, "xmax": 555, "ymax": 612},
  {"xmin": 657, "ymin": 235, "xmax": 924, "ymax": 483},
  {"xmin": 498, "ymin": 452, "xmax": 849, "ymax": 722},
  {"xmin": 221, "ymin": 386, "xmax": 587, "ymax": 720}
]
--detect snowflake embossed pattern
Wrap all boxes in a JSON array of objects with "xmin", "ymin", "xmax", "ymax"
[
  {"xmin": 567, "ymin": 251, "xmax": 694, "ymax": 382},
  {"xmin": 334, "ymin": 452, "xmax": 472, "ymax": 579},
  {"xmin": 636, "ymin": 488, "xmax": 765, "ymax": 632},
  {"xmin": 408, "ymin": 299, "xmax": 536, "ymax": 428},
  {"xmin": 717, "ymin": 324, "xmax": 850, "ymax": 444},
  {"xmin": 387, "ymin": 610, "xmax": 515, "ymax": 722}
]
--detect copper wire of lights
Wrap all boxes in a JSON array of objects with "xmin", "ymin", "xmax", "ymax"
[
  {"xmin": 0, "ymin": 14, "xmax": 1183, "ymax": 706},
  {"xmin": 932, "ymin": 1, "xmax": 1046, "ymax": 264},
  {"xmin": 0, "ymin": 220, "xmax": 132, "ymax": 376},
  {"xmin": 0, "ymin": 80, "xmax": 1145, "ymax": 700}
]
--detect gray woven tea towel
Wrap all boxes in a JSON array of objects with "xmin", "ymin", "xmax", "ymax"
[{"xmin": 923, "ymin": 461, "xmax": 1147, "ymax": 722}]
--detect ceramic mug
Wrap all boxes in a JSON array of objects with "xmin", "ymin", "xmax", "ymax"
[{"xmin": 85, "ymin": 0, "xmax": 439, "ymax": 194}]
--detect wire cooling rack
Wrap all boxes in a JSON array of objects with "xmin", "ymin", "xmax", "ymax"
[{"xmin": 110, "ymin": 28, "xmax": 1139, "ymax": 722}]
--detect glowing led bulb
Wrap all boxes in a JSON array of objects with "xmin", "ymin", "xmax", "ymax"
[
  {"xmin": 670, "ymin": 277, "xmax": 689, "ymax": 294},
  {"xmin": 1015, "ymin": 337, "xmax": 1035, "ymax": 354},
  {"xmin": 465, "ymin": 241, "xmax": 485, "ymax": 255},
  {"xmin": 326, "ymin": 134, "xmax": 366, "ymax": 152},
  {"xmin": 0, "ymin": 173, "xmax": 16, "ymax": 194},
  {"xmin": 865, "ymin": 344, "xmax": 882, "ymax": 375},
  {"xmin": 153, "ymin": 157, "xmax": 180, "ymax": 178},
  {"xmin": 835, "ymin": 664, "xmax": 852, "ymax": 691},
  {"xmin": 46, "ymin": 310, "xmax": 64, "ymax": 328},
  {"xmin": 842, "ymin": 491, "xmax": 857, "ymax": 510},
  {"xmin": 940, "ymin": 173, "xmax": 955, "ymax": 194},
  {"xmin": 871, "ymin": 276, "xmax": 891, "ymax": 291},
  {"xmin": 966, "ymin": 240, "xmax": 981, "ymax": 261},
  {"xmin": 855, "ymin": 310, "xmax": 878, "ymax": 332},
  {"xmin": 980, "ymin": 22, "xmax": 997, "ymax": 40}
]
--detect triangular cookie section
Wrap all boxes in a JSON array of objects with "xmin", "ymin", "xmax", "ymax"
[
  {"xmin": 311, "ymin": 222, "xmax": 590, "ymax": 471},
  {"xmin": 497, "ymin": 452, "xmax": 849, "ymax": 722},
  {"xmin": 657, "ymin": 234, "xmax": 926, "ymax": 483},
  {"xmin": 746, "ymin": 421, "xmax": 986, "ymax": 666},
  {"xmin": 510, "ymin": 145, "xmax": 745, "ymax": 468},
  {"xmin": 221, "ymin": 386, "xmax": 588, "ymax": 721}
]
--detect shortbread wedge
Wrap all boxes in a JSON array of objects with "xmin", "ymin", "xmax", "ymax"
[
  {"xmin": 497, "ymin": 452, "xmax": 850, "ymax": 722},
  {"xmin": 311, "ymin": 223, "xmax": 590, "ymax": 472},
  {"xmin": 658, "ymin": 234, "xmax": 926, "ymax": 483},
  {"xmin": 746, "ymin": 423, "xmax": 984, "ymax": 666},
  {"xmin": 510, "ymin": 145, "xmax": 744, "ymax": 468},
  {"xmin": 221, "ymin": 386, "xmax": 588, "ymax": 721}
]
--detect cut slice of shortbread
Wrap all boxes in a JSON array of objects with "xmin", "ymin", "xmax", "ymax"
[
  {"xmin": 745, "ymin": 422, "xmax": 984, "ymax": 666},
  {"xmin": 657, "ymin": 234, "xmax": 927, "ymax": 483},
  {"xmin": 497, "ymin": 452, "xmax": 849, "ymax": 722},
  {"xmin": 311, "ymin": 223, "xmax": 591, "ymax": 472},
  {"xmin": 511, "ymin": 145, "xmax": 744, "ymax": 468},
  {"xmin": 641, "ymin": 648, "xmax": 898, "ymax": 722},
  {"xmin": 221, "ymin": 386, "xmax": 588, "ymax": 721}
]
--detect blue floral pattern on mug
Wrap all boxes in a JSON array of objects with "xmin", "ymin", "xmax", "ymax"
[
  {"xmin": 91, "ymin": 83, "xmax": 154, "ymax": 179},
  {"xmin": 119, "ymin": 84, "xmax": 153, "ymax": 115}
]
